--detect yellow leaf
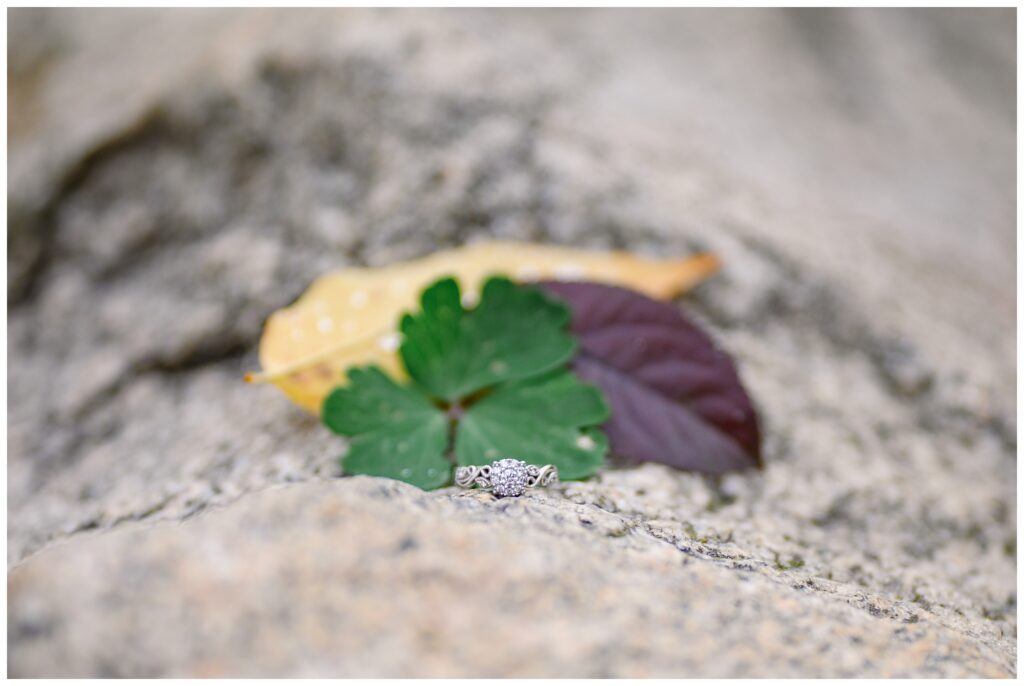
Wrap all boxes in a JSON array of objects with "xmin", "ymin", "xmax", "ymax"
[{"xmin": 247, "ymin": 241, "xmax": 719, "ymax": 414}]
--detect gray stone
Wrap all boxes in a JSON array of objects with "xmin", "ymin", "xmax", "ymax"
[
  {"xmin": 7, "ymin": 478, "xmax": 1015, "ymax": 678},
  {"xmin": 7, "ymin": 8, "xmax": 1015, "ymax": 677}
]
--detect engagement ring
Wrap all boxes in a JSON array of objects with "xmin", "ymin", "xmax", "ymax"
[{"xmin": 455, "ymin": 458, "xmax": 559, "ymax": 498}]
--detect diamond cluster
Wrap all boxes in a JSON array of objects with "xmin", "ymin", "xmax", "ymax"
[{"xmin": 489, "ymin": 458, "xmax": 530, "ymax": 497}]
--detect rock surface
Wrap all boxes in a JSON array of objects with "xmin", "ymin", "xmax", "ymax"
[
  {"xmin": 7, "ymin": 478, "xmax": 1014, "ymax": 677},
  {"xmin": 8, "ymin": 8, "xmax": 1016, "ymax": 677}
]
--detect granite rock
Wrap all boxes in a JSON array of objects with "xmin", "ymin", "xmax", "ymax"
[
  {"xmin": 8, "ymin": 8, "xmax": 1016, "ymax": 677},
  {"xmin": 7, "ymin": 478, "xmax": 1015, "ymax": 677}
]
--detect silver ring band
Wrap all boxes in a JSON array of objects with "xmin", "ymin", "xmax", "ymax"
[{"xmin": 455, "ymin": 458, "xmax": 559, "ymax": 498}]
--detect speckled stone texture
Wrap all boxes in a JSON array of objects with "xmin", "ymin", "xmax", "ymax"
[{"xmin": 8, "ymin": 8, "xmax": 1016, "ymax": 677}]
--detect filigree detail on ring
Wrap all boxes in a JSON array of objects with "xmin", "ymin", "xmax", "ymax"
[
  {"xmin": 454, "ymin": 464, "xmax": 493, "ymax": 490},
  {"xmin": 525, "ymin": 463, "xmax": 559, "ymax": 489}
]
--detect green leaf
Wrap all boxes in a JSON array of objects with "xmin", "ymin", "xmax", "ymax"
[
  {"xmin": 321, "ymin": 279, "xmax": 610, "ymax": 491},
  {"xmin": 400, "ymin": 276, "xmax": 576, "ymax": 402},
  {"xmin": 455, "ymin": 371, "xmax": 610, "ymax": 480},
  {"xmin": 323, "ymin": 366, "xmax": 450, "ymax": 490}
]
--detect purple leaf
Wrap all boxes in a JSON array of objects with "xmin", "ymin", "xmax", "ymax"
[{"xmin": 538, "ymin": 281, "xmax": 761, "ymax": 473}]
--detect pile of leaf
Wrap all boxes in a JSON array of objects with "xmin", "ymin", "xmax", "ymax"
[{"xmin": 251, "ymin": 242, "xmax": 760, "ymax": 489}]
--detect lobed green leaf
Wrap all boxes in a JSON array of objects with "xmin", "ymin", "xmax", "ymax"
[
  {"xmin": 456, "ymin": 371, "xmax": 609, "ymax": 480},
  {"xmin": 400, "ymin": 276, "xmax": 575, "ymax": 401},
  {"xmin": 322, "ymin": 279, "xmax": 610, "ymax": 490},
  {"xmin": 323, "ymin": 366, "xmax": 450, "ymax": 489}
]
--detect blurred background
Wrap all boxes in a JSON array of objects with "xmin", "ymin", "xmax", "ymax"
[{"xmin": 8, "ymin": 8, "xmax": 1016, "ymax": 677}]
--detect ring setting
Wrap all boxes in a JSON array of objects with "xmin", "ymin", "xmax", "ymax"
[{"xmin": 455, "ymin": 458, "xmax": 559, "ymax": 497}]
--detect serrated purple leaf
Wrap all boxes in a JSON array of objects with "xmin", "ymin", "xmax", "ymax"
[{"xmin": 538, "ymin": 281, "xmax": 761, "ymax": 473}]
